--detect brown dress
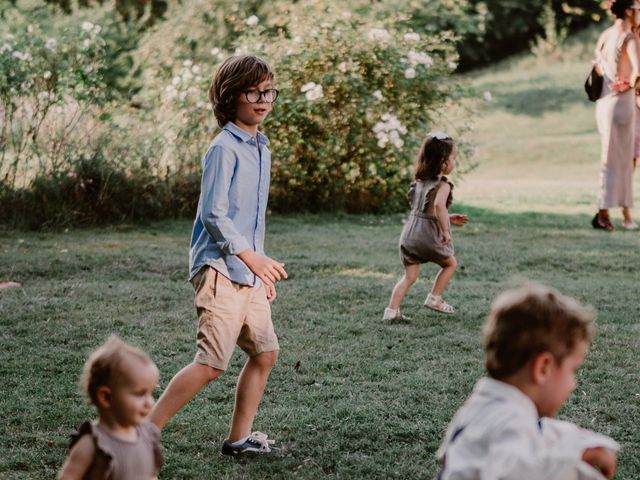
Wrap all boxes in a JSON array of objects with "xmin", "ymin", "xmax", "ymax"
[
  {"xmin": 595, "ymin": 28, "xmax": 635, "ymax": 209},
  {"xmin": 68, "ymin": 421, "xmax": 163, "ymax": 480},
  {"xmin": 399, "ymin": 176, "xmax": 454, "ymax": 265}
]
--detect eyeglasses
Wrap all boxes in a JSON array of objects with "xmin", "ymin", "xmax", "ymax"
[
  {"xmin": 243, "ymin": 88, "xmax": 279, "ymax": 103},
  {"xmin": 429, "ymin": 131, "xmax": 450, "ymax": 140}
]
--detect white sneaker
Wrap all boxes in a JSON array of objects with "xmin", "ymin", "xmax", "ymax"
[{"xmin": 622, "ymin": 221, "xmax": 639, "ymax": 230}]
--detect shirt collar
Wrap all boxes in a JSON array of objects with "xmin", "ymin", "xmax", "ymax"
[
  {"xmin": 223, "ymin": 122, "xmax": 269, "ymax": 146},
  {"xmin": 475, "ymin": 377, "xmax": 540, "ymax": 420}
]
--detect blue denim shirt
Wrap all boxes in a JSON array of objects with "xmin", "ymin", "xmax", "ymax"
[{"xmin": 189, "ymin": 122, "xmax": 271, "ymax": 286}]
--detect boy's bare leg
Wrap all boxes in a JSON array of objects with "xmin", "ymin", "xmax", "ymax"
[
  {"xmin": 149, "ymin": 362, "xmax": 223, "ymax": 429},
  {"xmin": 388, "ymin": 264, "xmax": 420, "ymax": 309},
  {"xmin": 227, "ymin": 351, "xmax": 278, "ymax": 442},
  {"xmin": 431, "ymin": 256, "xmax": 457, "ymax": 296},
  {"xmin": 622, "ymin": 207, "xmax": 633, "ymax": 224}
]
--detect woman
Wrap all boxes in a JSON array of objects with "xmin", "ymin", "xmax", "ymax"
[{"xmin": 593, "ymin": 0, "xmax": 640, "ymax": 231}]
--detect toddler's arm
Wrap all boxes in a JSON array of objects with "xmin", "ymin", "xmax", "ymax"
[
  {"xmin": 434, "ymin": 181, "xmax": 452, "ymax": 244},
  {"xmin": 449, "ymin": 213, "xmax": 469, "ymax": 226},
  {"xmin": 58, "ymin": 434, "xmax": 95, "ymax": 480}
]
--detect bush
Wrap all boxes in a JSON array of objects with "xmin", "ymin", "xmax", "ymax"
[{"xmin": 157, "ymin": 3, "xmax": 473, "ymax": 213}]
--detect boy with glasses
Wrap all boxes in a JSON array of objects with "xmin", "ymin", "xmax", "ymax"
[{"xmin": 150, "ymin": 55, "xmax": 287, "ymax": 456}]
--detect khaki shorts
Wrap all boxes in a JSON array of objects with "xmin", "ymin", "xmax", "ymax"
[{"xmin": 192, "ymin": 266, "xmax": 279, "ymax": 370}]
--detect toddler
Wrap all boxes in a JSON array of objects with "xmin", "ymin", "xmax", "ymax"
[
  {"xmin": 436, "ymin": 283, "xmax": 619, "ymax": 480},
  {"xmin": 59, "ymin": 336, "xmax": 162, "ymax": 480},
  {"xmin": 384, "ymin": 132, "xmax": 468, "ymax": 320}
]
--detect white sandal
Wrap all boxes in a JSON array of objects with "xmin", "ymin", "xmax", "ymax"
[
  {"xmin": 424, "ymin": 294, "xmax": 455, "ymax": 314},
  {"xmin": 383, "ymin": 307, "xmax": 410, "ymax": 321}
]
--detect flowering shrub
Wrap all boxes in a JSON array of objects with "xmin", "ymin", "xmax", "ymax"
[
  {"xmin": 0, "ymin": 21, "xmax": 108, "ymax": 187},
  {"xmin": 258, "ymin": 9, "xmax": 469, "ymax": 212}
]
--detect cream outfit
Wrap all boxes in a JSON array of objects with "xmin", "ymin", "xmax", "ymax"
[{"xmin": 595, "ymin": 28, "xmax": 635, "ymax": 209}]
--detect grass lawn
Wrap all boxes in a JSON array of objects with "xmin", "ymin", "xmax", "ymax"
[
  {"xmin": 2, "ymin": 27, "xmax": 640, "ymax": 480},
  {"xmin": 1, "ymin": 210, "xmax": 639, "ymax": 479}
]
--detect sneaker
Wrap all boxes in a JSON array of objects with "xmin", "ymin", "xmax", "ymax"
[
  {"xmin": 622, "ymin": 220, "xmax": 639, "ymax": 230},
  {"xmin": 221, "ymin": 431, "xmax": 274, "ymax": 456},
  {"xmin": 382, "ymin": 307, "xmax": 410, "ymax": 321}
]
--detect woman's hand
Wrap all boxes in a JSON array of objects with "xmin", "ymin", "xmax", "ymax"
[
  {"xmin": 610, "ymin": 78, "xmax": 631, "ymax": 93},
  {"xmin": 450, "ymin": 214, "xmax": 469, "ymax": 226}
]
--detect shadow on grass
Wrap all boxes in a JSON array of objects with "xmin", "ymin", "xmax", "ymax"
[{"xmin": 495, "ymin": 86, "xmax": 585, "ymax": 117}]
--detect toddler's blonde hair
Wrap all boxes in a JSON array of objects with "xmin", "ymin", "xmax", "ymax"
[{"xmin": 80, "ymin": 336, "xmax": 154, "ymax": 405}]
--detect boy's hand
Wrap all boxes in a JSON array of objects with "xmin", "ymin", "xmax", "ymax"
[
  {"xmin": 450, "ymin": 214, "xmax": 469, "ymax": 226},
  {"xmin": 238, "ymin": 250, "xmax": 287, "ymax": 301},
  {"xmin": 441, "ymin": 230, "xmax": 451, "ymax": 245},
  {"xmin": 582, "ymin": 447, "xmax": 617, "ymax": 479},
  {"xmin": 265, "ymin": 283, "xmax": 277, "ymax": 303}
]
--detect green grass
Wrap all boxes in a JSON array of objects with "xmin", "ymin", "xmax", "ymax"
[
  {"xmin": 1, "ymin": 211, "xmax": 639, "ymax": 479},
  {"xmin": 3, "ymin": 26, "xmax": 640, "ymax": 479}
]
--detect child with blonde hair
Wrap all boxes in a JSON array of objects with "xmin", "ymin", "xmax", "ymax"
[
  {"xmin": 384, "ymin": 132, "xmax": 468, "ymax": 320},
  {"xmin": 436, "ymin": 283, "xmax": 619, "ymax": 480},
  {"xmin": 59, "ymin": 336, "xmax": 162, "ymax": 480}
]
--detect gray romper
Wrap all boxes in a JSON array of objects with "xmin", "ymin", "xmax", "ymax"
[
  {"xmin": 399, "ymin": 176, "xmax": 454, "ymax": 265},
  {"xmin": 68, "ymin": 421, "xmax": 163, "ymax": 480}
]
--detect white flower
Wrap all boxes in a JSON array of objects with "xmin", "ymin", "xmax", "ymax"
[
  {"xmin": 210, "ymin": 47, "xmax": 220, "ymax": 56},
  {"xmin": 483, "ymin": 91, "xmax": 493, "ymax": 102},
  {"xmin": 45, "ymin": 38, "xmax": 57, "ymax": 50},
  {"xmin": 93, "ymin": 24, "xmax": 101, "ymax": 35},
  {"xmin": 245, "ymin": 15, "xmax": 259, "ymax": 26},
  {"xmin": 338, "ymin": 62, "xmax": 348, "ymax": 73},
  {"xmin": 341, "ymin": 10, "xmax": 352, "ymax": 19},
  {"xmin": 84, "ymin": 65, "xmax": 93, "ymax": 74},
  {"xmin": 292, "ymin": 36, "xmax": 302, "ymax": 44},
  {"xmin": 404, "ymin": 32, "xmax": 420, "ymax": 42},
  {"xmin": 196, "ymin": 101, "xmax": 207, "ymax": 109},
  {"xmin": 82, "ymin": 39, "xmax": 92, "ymax": 48},
  {"xmin": 301, "ymin": 82, "xmax": 323, "ymax": 101},
  {"xmin": 448, "ymin": 61, "xmax": 458, "ymax": 70},
  {"xmin": 373, "ymin": 112, "xmax": 407, "ymax": 149},
  {"xmin": 181, "ymin": 68, "xmax": 193, "ymax": 81},
  {"xmin": 376, "ymin": 131, "xmax": 389, "ymax": 148},
  {"xmin": 367, "ymin": 28, "xmax": 391, "ymax": 43},
  {"xmin": 191, "ymin": 64, "xmax": 201, "ymax": 75},
  {"xmin": 0, "ymin": 44, "xmax": 11, "ymax": 54},
  {"xmin": 172, "ymin": 76, "xmax": 181, "ymax": 86},
  {"xmin": 372, "ymin": 90, "xmax": 384, "ymax": 101},
  {"xmin": 37, "ymin": 91, "xmax": 51, "ymax": 102},
  {"xmin": 12, "ymin": 51, "xmax": 32, "ymax": 62},
  {"xmin": 43, "ymin": 70, "xmax": 52, "ymax": 79},
  {"xmin": 408, "ymin": 50, "xmax": 433, "ymax": 67},
  {"xmin": 404, "ymin": 67, "xmax": 416, "ymax": 79},
  {"xmin": 81, "ymin": 21, "xmax": 94, "ymax": 32},
  {"xmin": 183, "ymin": 59, "xmax": 193, "ymax": 67},
  {"xmin": 164, "ymin": 85, "xmax": 178, "ymax": 99},
  {"xmin": 4, "ymin": 34, "xmax": 15, "ymax": 42}
]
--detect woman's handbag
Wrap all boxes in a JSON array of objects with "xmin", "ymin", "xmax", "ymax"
[{"xmin": 585, "ymin": 65, "xmax": 603, "ymax": 102}]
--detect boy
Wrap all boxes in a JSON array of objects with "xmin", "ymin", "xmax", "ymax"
[
  {"xmin": 436, "ymin": 283, "xmax": 619, "ymax": 480},
  {"xmin": 149, "ymin": 55, "xmax": 287, "ymax": 456}
]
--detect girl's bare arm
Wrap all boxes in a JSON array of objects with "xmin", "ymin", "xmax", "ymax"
[{"xmin": 58, "ymin": 435, "xmax": 95, "ymax": 480}]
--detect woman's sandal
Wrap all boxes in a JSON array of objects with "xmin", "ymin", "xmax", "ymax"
[
  {"xmin": 424, "ymin": 294, "xmax": 455, "ymax": 314},
  {"xmin": 591, "ymin": 213, "xmax": 614, "ymax": 231}
]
